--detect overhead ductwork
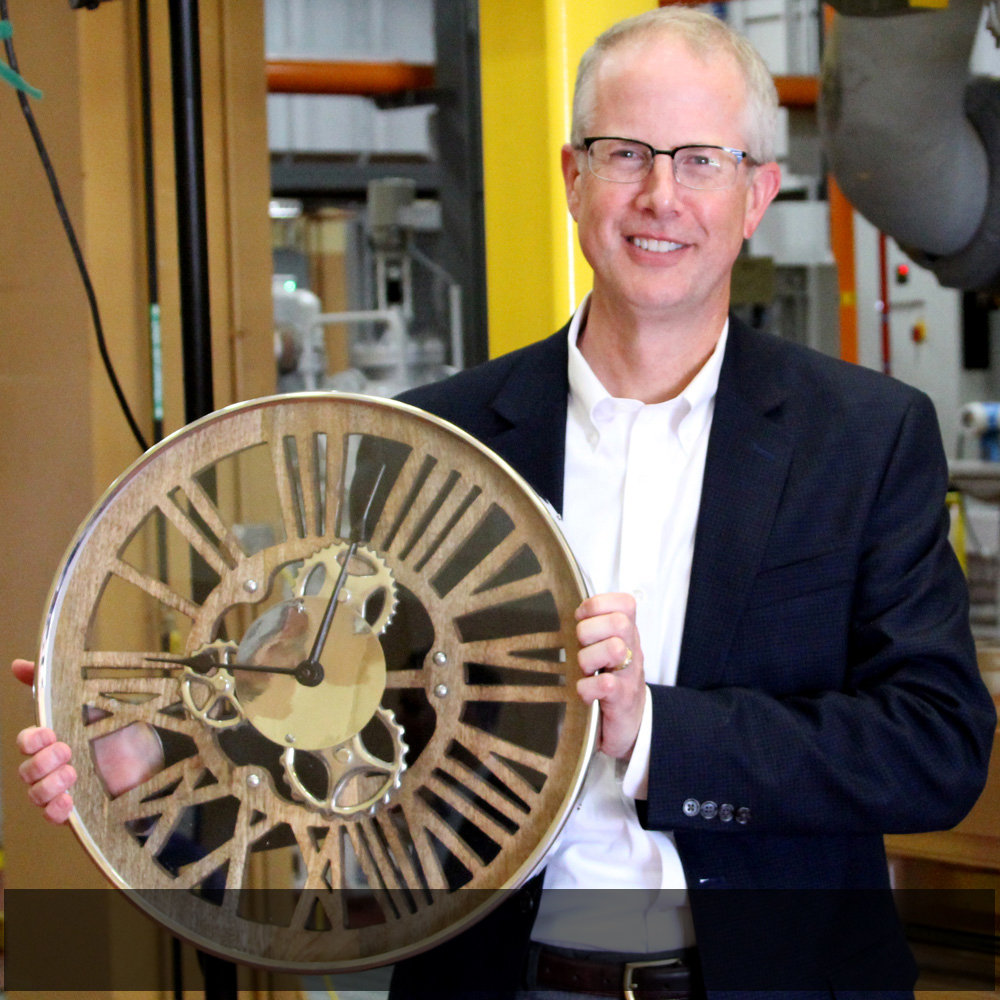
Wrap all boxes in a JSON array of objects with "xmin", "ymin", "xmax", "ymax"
[{"xmin": 819, "ymin": 0, "xmax": 1000, "ymax": 291}]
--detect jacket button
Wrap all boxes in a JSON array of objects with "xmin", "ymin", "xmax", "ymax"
[
  {"xmin": 682, "ymin": 798, "xmax": 700, "ymax": 817},
  {"xmin": 736, "ymin": 806, "xmax": 751, "ymax": 825},
  {"xmin": 719, "ymin": 803, "xmax": 734, "ymax": 822},
  {"xmin": 700, "ymin": 801, "xmax": 718, "ymax": 819}
]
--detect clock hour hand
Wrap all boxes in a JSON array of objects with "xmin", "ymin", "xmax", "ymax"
[
  {"xmin": 145, "ymin": 655, "xmax": 323, "ymax": 687},
  {"xmin": 145, "ymin": 652, "xmax": 224, "ymax": 674}
]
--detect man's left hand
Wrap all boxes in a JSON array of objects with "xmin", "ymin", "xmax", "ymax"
[{"xmin": 575, "ymin": 593, "xmax": 646, "ymax": 759}]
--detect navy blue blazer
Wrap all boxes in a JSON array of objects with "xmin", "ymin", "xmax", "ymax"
[{"xmin": 389, "ymin": 316, "xmax": 996, "ymax": 997}]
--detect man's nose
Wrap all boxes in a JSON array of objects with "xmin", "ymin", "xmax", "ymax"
[{"xmin": 636, "ymin": 154, "xmax": 679, "ymax": 210}]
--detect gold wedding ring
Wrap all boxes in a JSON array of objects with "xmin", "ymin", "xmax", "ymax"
[{"xmin": 617, "ymin": 646, "xmax": 633, "ymax": 671}]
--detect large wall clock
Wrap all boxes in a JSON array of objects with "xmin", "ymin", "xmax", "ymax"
[{"xmin": 36, "ymin": 393, "xmax": 596, "ymax": 972}]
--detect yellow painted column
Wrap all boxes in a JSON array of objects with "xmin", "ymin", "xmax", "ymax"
[{"xmin": 479, "ymin": 0, "xmax": 655, "ymax": 358}]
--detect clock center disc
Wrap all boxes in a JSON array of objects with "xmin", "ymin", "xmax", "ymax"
[{"xmin": 233, "ymin": 596, "xmax": 386, "ymax": 751}]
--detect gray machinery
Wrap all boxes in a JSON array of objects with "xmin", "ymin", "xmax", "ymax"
[
  {"xmin": 820, "ymin": 0, "xmax": 1000, "ymax": 638},
  {"xmin": 819, "ymin": 0, "xmax": 1000, "ymax": 291},
  {"xmin": 274, "ymin": 178, "xmax": 462, "ymax": 398}
]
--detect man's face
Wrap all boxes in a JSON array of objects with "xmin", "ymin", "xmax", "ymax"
[{"xmin": 562, "ymin": 36, "xmax": 781, "ymax": 326}]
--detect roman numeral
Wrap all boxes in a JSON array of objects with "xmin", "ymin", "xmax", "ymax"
[
  {"xmin": 338, "ymin": 819, "xmax": 420, "ymax": 920},
  {"xmin": 429, "ymin": 759, "xmax": 527, "ymax": 835},
  {"xmin": 459, "ymin": 683, "xmax": 568, "ymax": 703},
  {"xmin": 375, "ymin": 455, "xmax": 483, "ymax": 567},
  {"xmin": 337, "ymin": 433, "xmax": 413, "ymax": 543},
  {"xmin": 454, "ymin": 644, "xmax": 569, "ymax": 672},
  {"xmin": 107, "ymin": 559, "xmax": 200, "ymax": 621},
  {"xmin": 113, "ymin": 759, "xmax": 218, "ymax": 858},
  {"xmin": 399, "ymin": 469, "xmax": 461, "ymax": 561},
  {"xmin": 163, "ymin": 482, "xmax": 242, "ymax": 573},
  {"xmin": 80, "ymin": 676, "xmax": 178, "ymax": 736},
  {"xmin": 80, "ymin": 651, "xmax": 181, "ymax": 681},
  {"xmin": 429, "ymin": 504, "xmax": 517, "ymax": 599},
  {"xmin": 108, "ymin": 757, "xmax": 200, "ymax": 825},
  {"xmin": 454, "ymin": 591, "xmax": 561, "ymax": 643},
  {"xmin": 271, "ymin": 432, "xmax": 330, "ymax": 541},
  {"xmin": 414, "ymin": 789, "xmax": 486, "ymax": 874},
  {"xmin": 452, "ymin": 723, "xmax": 554, "ymax": 786}
]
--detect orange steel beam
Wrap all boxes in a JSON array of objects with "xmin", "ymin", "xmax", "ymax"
[
  {"xmin": 267, "ymin": 59, "xmax": 435, "ymax": 96},
  {"xmin": 774, "ymin": 75, "xmax": 819, "ymax": 108}
]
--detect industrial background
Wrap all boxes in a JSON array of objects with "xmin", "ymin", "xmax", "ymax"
[{"xmin": 0, "ymin": 0, "xmax": 998, "ymax": 996}]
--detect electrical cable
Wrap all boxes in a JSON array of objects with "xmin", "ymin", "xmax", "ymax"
[
  {"xmin": 138, "ymin": 0, "xmax": 164, "ymax": 447},
  {"xmin": 1, "ymin": 0, "xmax": 150, "ymax": 453}
]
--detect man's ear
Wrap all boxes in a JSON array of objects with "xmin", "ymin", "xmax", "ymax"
[
  {"xmin": 743, "ymin": 160, "xmax": 781, "ymax": 240},
  {"xmin": 562, "ymin": 143, "xmax": 583, "ymax": 221}
]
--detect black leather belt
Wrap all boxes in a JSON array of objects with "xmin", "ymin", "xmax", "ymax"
[{"xmin": 528, "ymin": 943, "xmax": 700, "ymax": 998}]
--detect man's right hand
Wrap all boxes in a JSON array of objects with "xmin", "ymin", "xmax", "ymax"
[
  {"xmin": 13, "ymin": 659, "xmax": 77, "ymax": 824},
  {"xmin": 12, "ymin": 658, "xmax": 165, "ymax": 825}
]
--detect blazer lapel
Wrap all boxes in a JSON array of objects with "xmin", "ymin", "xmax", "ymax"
[
  {"xmin": 470, "ymin": 319, "xmax": 792, "ymax": 688},
  {"xmin": 482, "ymin": 329, "xmax": 570, "ymax": 514},
  {"xmin": 677, "ymin": 318, "xmax": 794, "ymax": 689}
]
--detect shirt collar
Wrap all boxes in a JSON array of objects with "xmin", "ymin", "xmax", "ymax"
[{"xmin": 567, "ymin": 293, "xmax": 728, "ymax": 453}]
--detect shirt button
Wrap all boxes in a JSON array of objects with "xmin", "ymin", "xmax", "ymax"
[
  {"xmin": 736, "ymin": 806, "xmax": 751, "ymax": 825},
  {"xmin": 682, "ymin": 798, "xmax": 700, "ymax": 817},
  {"xmin": 719, "ymin": 803, "xmax": 734, "ymax": 822},
  {"xmin": 632, "ymin": 588, "xmax": 645, "ymax": 602},
  {"xmin": 700, "ymin": 801, "xmax": 718, "ymax": 820}
]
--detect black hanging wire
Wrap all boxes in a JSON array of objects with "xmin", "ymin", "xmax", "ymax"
[
  {"xmin": 1, "ymin": 0, "xmax": 150, "ymax": 453},
  {"xmin": 138, "ymin": 0, "xmax": 164, "ymax": 448}
]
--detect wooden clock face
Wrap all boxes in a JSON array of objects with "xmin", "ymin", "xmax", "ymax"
[{"xmin": 37, "ymin": 393, "xmax": 595, "ymax": 971}]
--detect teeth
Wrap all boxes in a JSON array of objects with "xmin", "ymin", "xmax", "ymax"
[{"xmin": 631, "ymin": 237, "xmax": 682, "ymax": 252}]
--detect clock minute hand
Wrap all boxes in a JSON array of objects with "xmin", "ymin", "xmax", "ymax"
[{"xmin": 307, "ymin": 463, "xmax": 386, "ymax": 665}]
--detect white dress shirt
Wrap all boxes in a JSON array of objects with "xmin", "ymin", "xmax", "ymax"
[{"xmin": 530, "ymin": 295, "xmax": 727, "ymax": 953}]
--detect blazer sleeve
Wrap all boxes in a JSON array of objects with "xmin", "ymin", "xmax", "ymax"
[{"xmin": 644, "ymin": 390, "xmax": 996, "ymax": 837}]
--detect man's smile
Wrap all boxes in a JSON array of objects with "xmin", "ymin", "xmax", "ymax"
[{"xmin": 627, "ymin": 236, "xmax": 685, "ymax": 252}]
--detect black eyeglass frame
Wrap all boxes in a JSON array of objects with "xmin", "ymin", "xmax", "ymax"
[{"xmin": 579, "ymin": 136, "xmax": 756, "ymax": 187}]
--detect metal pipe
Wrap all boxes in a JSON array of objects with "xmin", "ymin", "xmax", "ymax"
[
  {"xmin": 819, "ymin": 0, "xmax": 987, "ymax": 257},
  {"xmin": 449, "ymin": 284, "xmax": 464, "ymax": 370},
  {"xmin": 169, "ymin": 0, "xmax": 214, "ymax": 424},
  {"xmin": 167, "ymin": 4, "xmax": 232, "ymax": 992},
  {"xmin": 266, "ymin": 59, "xmax": 434, "ymax": 96},
  {"xmin": 315, "ymin": 308, "xmax": 406, "ymax": 334},
  {"xmin": 828, "ymin": 175, "xmax": 859, "ymax": 363},
  {"xmin": 878, "ymin": 232, "xmax": 892, "ymax": 376}
]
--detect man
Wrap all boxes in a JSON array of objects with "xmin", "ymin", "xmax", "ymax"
[
  {"xmin": 15, "ymin": 8, "xmax": 997, "ymax": 999},
  {"xmin": 386, "ymin": 8, "xmax": 996, "ymax": 997}
]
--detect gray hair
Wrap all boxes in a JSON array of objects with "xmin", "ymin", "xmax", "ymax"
[{"xmin": 571, "ymin": 7, "xmax": 779, "ymax": 164}]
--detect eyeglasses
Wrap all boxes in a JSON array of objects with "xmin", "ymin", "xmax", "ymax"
[{"xmin": 580, "ymin": 137, "xmax": 754, "ymax": 190}]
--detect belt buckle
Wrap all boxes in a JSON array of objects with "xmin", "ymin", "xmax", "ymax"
[{"xmin": 623, "ymin": 956, "xmax": 682, "ymax": 1000}]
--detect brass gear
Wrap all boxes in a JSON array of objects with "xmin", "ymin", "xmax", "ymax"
[
  {"xmin": 280, "ymin": 706, "xmax": 408, "ymax": 817},
  {"xmin": 292, "ymin": 541, "xmax": 398, "ymax": 636},
  {"xmin": 178, "ymin": 639, "xmax": 244, "ymax": 729}
]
